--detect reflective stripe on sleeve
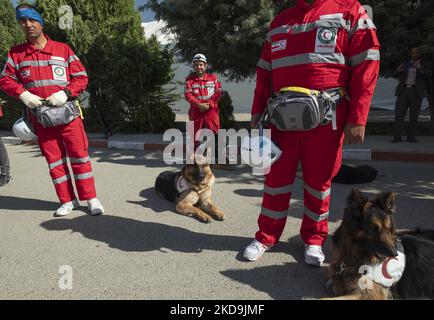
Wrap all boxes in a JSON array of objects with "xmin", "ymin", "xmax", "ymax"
[
  {"xmin": 257, "ymin": 59, "xmax": 272, "ymax": 72},
  {"xmin": 349, "ymin": 49, "xmax": 380, "ymax": 67}
]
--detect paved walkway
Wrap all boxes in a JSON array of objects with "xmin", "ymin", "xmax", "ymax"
[{"xmin": 2, "ymin": 131, "xmax": 434, "ymax": 162}]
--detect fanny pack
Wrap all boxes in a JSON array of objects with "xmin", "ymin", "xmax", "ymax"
[
  {"xmin": 264, "ymin": 86, "xmax": 344, "ymax": 131},
  {"xmin": 34, "ymin": 100, "xmax": 82, "ymax": 128}
]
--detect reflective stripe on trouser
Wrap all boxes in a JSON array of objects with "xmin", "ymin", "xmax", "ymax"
[
  {"xmin": 33, "ymin": 117, "xmax": 97, "ymax": 203},
  {"xmin": 255, "ymin": 100, "xmax": 347, "ymax": 246},
  {"xmin": 255, "ymin": 129, "xmax": 300, "ymax": 247}
]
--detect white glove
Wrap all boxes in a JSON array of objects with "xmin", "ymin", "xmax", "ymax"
[
  {"xmin": 19, "ymin": 91, "xmax": 43, "ymax": 109},
  {"xmin": 46, "ymin": 90, "xmax": 68, "ymax": 107}
]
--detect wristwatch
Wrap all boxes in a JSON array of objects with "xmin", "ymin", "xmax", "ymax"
[{"xmin": 64, "ymin": 89, "xmax": 73, "ymax": 100}]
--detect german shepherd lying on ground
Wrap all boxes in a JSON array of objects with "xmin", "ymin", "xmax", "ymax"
[
  {"xmin": 155, "ymin": 161, "xmax": 225, "ymax": 223},
  {"xmin": 325, "ymin": 189, "xmax": 434, "ymax": 300}
]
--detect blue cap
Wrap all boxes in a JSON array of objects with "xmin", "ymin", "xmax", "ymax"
[{"xmin": 16, "ymin": 8, "xmax": 44, "ymax": 26}]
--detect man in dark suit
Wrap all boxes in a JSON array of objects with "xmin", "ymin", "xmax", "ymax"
[{"xmin": 392, "ymin": 47, "xmax": 432, "ymax": 143}]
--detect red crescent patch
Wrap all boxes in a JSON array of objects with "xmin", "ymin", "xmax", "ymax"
[{"xmin": 381, "ymin": 257, "xmax": 398, "ymax": 279}]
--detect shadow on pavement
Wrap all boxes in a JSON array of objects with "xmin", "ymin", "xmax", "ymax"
[
  {"xmin": 39, "ymin": 215, "xmax": 333, "ymax": 299},
  {"xmin": 91, "ymin": 149, "xmax": 179, "ymax": 169},
  {"xmin": 0, "ymin": 196, "xmax": 58, "ymax": 212},
  {"xmin": 223, "ymin": 236, "xmax": 329, "ymax": 300},
  {"xmin": 221, "ymin": 263, "xmax": 327, "ymax": 300},
  {"xmin": 127, "ymin": 187, "xmax": 174, "ymax": 213},
  {"xmin": 40, "ymin": 215, "xmax": 287, "ymax": 254},
  {"xmin": 233, "ymin": 188, "xmax": 263, "ymax": 198}
]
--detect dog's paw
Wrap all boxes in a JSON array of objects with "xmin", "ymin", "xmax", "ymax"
[
  {"xmin": 198, "ymin": 215, "xmax": 213, "ymax": 223},
  {"xmin": 213, "ymin": 212, "xmax": 225, "ymax": 221}
]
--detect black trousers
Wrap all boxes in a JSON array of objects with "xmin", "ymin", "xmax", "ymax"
[{"xmin": 394, "ymin": 87, "xmax": 423, "ymax": 137}]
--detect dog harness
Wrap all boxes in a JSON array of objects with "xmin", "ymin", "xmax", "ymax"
[
  {"xmin": 156, "ymin": 170, "xmax": 211, "ymax": 203},
  {"xmin": 176, "ymin": 175, "xmax": 193, "ymax": 194}
]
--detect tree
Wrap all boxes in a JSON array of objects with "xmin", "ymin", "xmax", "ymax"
[
  {"xmin": 34, "ymin": 0, "xmax": 177, "ymax": 133},
  {"xmin": 218, "ymin": 91, "xmax": 237, "ymax": 129},
  {"xmin": 0, "ymin": 0, "xmax": 25, "ymax": 129},
  {"xmin": 147, "ymin": 0, "xmax": 434, "ymax": 125},
  {"xmin": 145, "ymin": 0, "xmax": 295, "ymax": 81}
]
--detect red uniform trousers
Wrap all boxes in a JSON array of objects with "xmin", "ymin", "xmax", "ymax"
[
  {"xmin": 32, "ymin": 117, "xmax": 96, "ymax": 203},
  {"xmin": 189, "ymin": 107, "xmax": 220, "ymax": 154},
  {"xmin": 255, "ymin": 100, "xmax": 348, "ymax": 246},
  {"xmin": 189, "ymin": 107, "xmax": 220, "ymax": 137}
]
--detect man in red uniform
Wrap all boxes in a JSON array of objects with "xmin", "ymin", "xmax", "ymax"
[
  {"xmin": 0, "ymin": 4, "xmax": 104, "ymax": 216},
  {"xmin": 243, "ymin": 0, "xmax": 380, "ymax": 265},
  {"xmin": 185, "ymin": 54, "xmax": 226, "ymax": 164}
]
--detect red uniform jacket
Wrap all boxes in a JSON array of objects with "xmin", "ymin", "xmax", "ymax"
[
  {"xmin": 185, "ymin": 72, "xmax": 222, "ymax": 134},
  {"xmin": 252, "ymin": 0, "xmax": 380, "ymax": 126},
  {"xmin": 0, "ymin": 35, "xmax": 88, "ymax": 100}
]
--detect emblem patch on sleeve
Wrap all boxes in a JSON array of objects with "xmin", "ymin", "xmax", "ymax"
[
  {"xmin": 271, "ymin": 40, "xmax": 287, "ymax": 53},
  {"xmin": 20, "ymin": 69, "xmax": 31, "ymax": 78}
]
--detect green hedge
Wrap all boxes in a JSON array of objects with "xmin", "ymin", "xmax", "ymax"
[{"xmin": 218, "ymin": 91, "xmax": 237, "ymax": 130}]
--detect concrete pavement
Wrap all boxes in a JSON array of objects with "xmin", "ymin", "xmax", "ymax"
[{"xmin": 0, "ymin": 143, "xmax": 434, "ymax": 299}]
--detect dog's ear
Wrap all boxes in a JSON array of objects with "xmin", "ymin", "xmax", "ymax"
[
  {"xmin": 347, "ymin": 188, "xmax": 367, "ymax": 211},
  {"xmin": 180, "ymin": 164, "xmax": 189, "ymax": 176},
  {"xmin": 195, "ymin": 154, "xmax": 209, "ymax": 166},
  {"xmin": 377, "ymin": 192, "xmax": 396, "ymax": 214}
]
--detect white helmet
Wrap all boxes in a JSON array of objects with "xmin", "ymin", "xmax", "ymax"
[
  {"xmin": 13, "ymin": 118, "xmax": 36, "ymax": 141},
  {"xmin": 192, "ymin": 53, "xmax": 207, "ymax": 64},
  {"xmin": 240, "ymin": 135, "xmax": 282, "ymax": 175}
]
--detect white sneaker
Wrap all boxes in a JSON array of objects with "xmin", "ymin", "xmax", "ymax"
[
  {"xmin": 243, "ymin": 239, "xmax": 270, "ymax": 261},
  {"xmin": 55, "ymin": 199, "xmax": 80, "ymax": 217},
  {"xmin": 304, "ymin": 245, "xmax": 325, "ymax": 266},
  {"xmin": 87, "ymin": 198, "xmax": 104, "ymax": 216}
]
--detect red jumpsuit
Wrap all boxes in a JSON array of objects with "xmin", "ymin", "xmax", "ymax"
[
  {"xmin": 0, "ymin": 35, "xmax": 96, "ymax": 203},
  {"xmin": 184, "ymin": 72, "xmax": 222, "ymax": 140},
  {"xmin": 252, "ymin": 0, "xmax": 380, "ymax": 246}
]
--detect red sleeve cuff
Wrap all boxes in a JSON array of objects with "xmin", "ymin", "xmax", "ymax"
[
  {"xmin": 346, "ymin": 114, "xmax": 367, "ymax": 127},
  {"xmin": 15, "ymin": 87, "xmax": 26, "ymax": 98}
]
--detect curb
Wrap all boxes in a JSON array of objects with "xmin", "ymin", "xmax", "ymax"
[
  {"xmin": 371, "ymin": 150, "xmax": 434, "ymax": 162},
  {"xmin": 342, "ymin": 149, "xmax": 371, "ymax": 161},
  {"xmin": 1, "ymin": 136, "xmax": 24, "ymax": 145},
  {"xmin": 2, "ymin": 136, "xmax": 434, "ymax": 163}
]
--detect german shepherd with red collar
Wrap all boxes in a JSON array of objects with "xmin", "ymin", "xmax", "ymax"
[
  {"xmin": 325, "ymin": 189, "xmax": 434, "ymax": 300},
  {"xmin": 155, "ymin": 161, "xmax": 225, "ymax": 223}
]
